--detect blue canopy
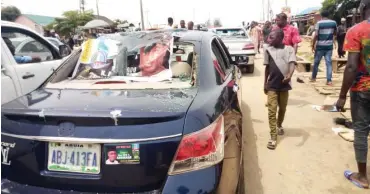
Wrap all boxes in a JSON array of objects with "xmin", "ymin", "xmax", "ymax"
[{"xmin": 297, "ymin": 6, "xmax": 321, "ymax": 16}]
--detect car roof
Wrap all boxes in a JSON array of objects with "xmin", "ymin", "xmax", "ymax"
[
  {"xmin": 1, "ymin": 20, "xmax": 35, "ymax": 32},
  {"xmin": 211, "ymin": 27, "xmax": 244, "ymax": 30},
  {"xmin": 104, "ymin": 29, "xmax": 213, "ymax": 43}
]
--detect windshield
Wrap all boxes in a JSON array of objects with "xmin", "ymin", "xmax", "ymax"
[
  {"xmin": 215, "ymin": 28, "xmax": 248, "ymax": 38},
  {"xmin": 48, "ymin": 39, "xmax": 60, "ymax": 47},
  {"xmin": 47, "ymin": 31, "xmax": 196, "ymax": 90}
]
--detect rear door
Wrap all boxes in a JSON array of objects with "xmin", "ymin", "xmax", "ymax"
[
  {"xmin": 1, "ymin": 26, "xmax": 62, "ymax": 96},
  {"xmin": 211, "ymin": 38, "xmax": 237, "ymax": 106},
  {"xmin": 217, "ymin": 37, "xmax": 242, "ymax": 108}
]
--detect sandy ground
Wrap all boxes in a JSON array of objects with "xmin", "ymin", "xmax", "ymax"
[{"xmin": 241, "ymin": 56, "xmax": 369, "ymax": 194}]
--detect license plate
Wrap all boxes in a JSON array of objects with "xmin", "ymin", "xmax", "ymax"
[{"xmin": 47, "ymin": 142, "xmax": 101, "ymax": 174}]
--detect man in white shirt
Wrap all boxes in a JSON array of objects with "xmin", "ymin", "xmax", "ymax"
[
  {"xmin": 165, "ymin": 17, "xmax": 174, "ymax": 29},
  {"xmin": 106, "ymin": 150, "xmax": 119, "ymax": 165}
]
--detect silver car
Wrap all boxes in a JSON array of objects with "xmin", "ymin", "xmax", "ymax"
[{"xmin": 210, "ymin": 27, "xmax": 256, "ymax": 73}]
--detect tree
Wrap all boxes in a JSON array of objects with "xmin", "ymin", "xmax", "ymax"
[
  {"xmin": 113, "ymin": 19, "xmax": 128, "ymax": 25},
  {"xmin": 1, "ymin": 6, "xmax": 21, "ymax": 21},
  {"xmin": 213, "ymin": 18, "xmax": 222, "ymax": 27},
  {"xmin": 113, "ymin": 19, "xmax": 128, "ymax": 28},
  {"xmin": 321, "ymin": 0, "xmax": 360, "ymax": 23},
  {"xmin": 49, "ymin": 10, "xmax": 94, "ymax": 36},
  {"xmin": 205, "ymin": 19, "xmax": 212, "ymax": 27}
]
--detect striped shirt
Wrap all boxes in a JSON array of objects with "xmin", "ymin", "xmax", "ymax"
[{"xmin": 315, "ymin": 19, "xmax": 337, "ymax": 50}]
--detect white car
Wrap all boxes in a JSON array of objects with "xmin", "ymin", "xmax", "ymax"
[
  {"xmin": 11, "ymin": 37, "xmax": 72, "ymax": 60},
  {"xmin": 209, "ymin": 27, "xmax": 256, "ymax": 73},
  {"xmin": 1, "ymin": 21, "xmax": 71, "ymax": 104}
]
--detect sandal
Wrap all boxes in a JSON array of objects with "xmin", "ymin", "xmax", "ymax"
[
  {"xmin": 344, "ymin": 170, "xmax": 369, "ymax": 189},
  {"xmin": 278, "ymin": 127, "xmax": 285, "ymax": 136},
  {"xmin": 267, "ymin": 139, "xmax": 277, "ymax": 150},
  {"xmin": 327, "ymin": 82, "xmax": 333, "ymax": 86}
]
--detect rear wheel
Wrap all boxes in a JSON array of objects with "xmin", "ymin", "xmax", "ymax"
[
  {"xmin": 240, "ymin": 67, "xmax": 247, "ymax": 74},
  {"xmin": 247, "ymin": 65, "xmax": 254, "ymax": 74},
  {"xmin": 236, "ymin": 159, "xmax": 245, "ymax": 194}
]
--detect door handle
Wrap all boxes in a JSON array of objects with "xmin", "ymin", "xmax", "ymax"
[{"xmin": 22, "ymin": 73, "xmax": 35, "ymax": 79}]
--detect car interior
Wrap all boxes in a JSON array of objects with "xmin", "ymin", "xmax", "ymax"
[{"xmin": 48, "ymin": 41, "xmax": 197, "ymax": 86}]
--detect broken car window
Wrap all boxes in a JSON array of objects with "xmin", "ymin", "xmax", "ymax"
[{"xmin": 72, "ymin": 31, "xmax": 192, "ymax": 82}]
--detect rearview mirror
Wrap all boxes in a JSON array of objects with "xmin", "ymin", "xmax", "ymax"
[{"xmin": 59, "ymin": 45, "xmax": 71, "ymax": 57}]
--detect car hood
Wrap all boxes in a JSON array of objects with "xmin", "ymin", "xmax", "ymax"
[{"xmin": 2, "ymin": 88, "xmax": 198, "ymax": 118}]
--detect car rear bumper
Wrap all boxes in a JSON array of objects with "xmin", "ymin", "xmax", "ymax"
[
  {"xmin": 1, "ymin": 165, "xmax": 220, "ymax": 194},
  {"xmin": 229, "ymin": 51, "xmax": 255, "ymax": 66}
]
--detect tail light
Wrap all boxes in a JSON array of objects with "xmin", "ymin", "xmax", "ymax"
[
  {"xmin": 168, "ymin": 116, "xmax": 224, "ymax": 175},
  {"xmin": 242, "ymin": 43, "xmax": 254, "ymax": 50}
]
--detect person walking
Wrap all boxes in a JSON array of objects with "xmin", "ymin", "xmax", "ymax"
[
  {"xmin": 273, "ymin": 13, "xmax": 301, "ymax": 55},
  {"xmin": 273, "ymin": 13, "xmax": 302, "ymax": 82},
  {"xmin": 264, "ymin": 29, "xmax": 296, "ymax": 150},
  {"xmin": 337, "ymin": 18, "xmax": 347, "ymax": 58},
  {"xmin": 311, "ymin": 10, "xmax": 337, "ymax": 86},
  {"xmin": 165, "ymin": 17, "xmax": 174, "ymax": 29},
  {"xmin": 180, "ymin": 20, "xmax": 186, "ymax": 29},
  {"xmin": 187, "ymin": 21, "xmax": 194, "ymax": 30},
  {"xmin": 262, "ymin": 21, "xmax": 272, "ymax": 48},
  {"xmin": 250, "ymin": 22, "xmax": 262, "ymax": 54},
  {"xmin": 336, "ymin": 0, "xmax": 370, "ymax": 189}
]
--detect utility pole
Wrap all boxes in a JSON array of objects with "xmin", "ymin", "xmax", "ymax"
[
  {"xmin": 145, "ymin": 9, "xmax": 151, "ymax": 28},
  {"xmin": 285, "ymin": 0, "xmax": 288, "ymax": 7},
  {"xmin": 267, "ymin": 0, "xmax": 269, "ymax": 21},
  {"xmin": 140, "ymin": 0, "xmax": 145, "ymax": 30},
  {"xmin": 96, "ymin": 0, "xmax": 99, "ymax": 16},
  {"xmin": 80, "ymin": 0, "xmax": 85, "ymax": 14},
  {"xmin": 262, "ymin": 0, "xmax": 265, "ymax": 21},
  {"xmin": 193, "ymin": 8, "xmax": 195, "ymax": 22}
]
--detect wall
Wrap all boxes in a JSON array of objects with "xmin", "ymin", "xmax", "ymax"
[{"xmin": 14, "ymin": 16, "xmax": 44, "ymax": 35}]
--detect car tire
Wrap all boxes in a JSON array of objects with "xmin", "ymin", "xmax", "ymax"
[
  {"xmin": 236, "ymin": 115, "xmax": 244, "ymax": 194},
  {"xmin": 241, "ymin": 67, "xmax": 247, "ymax": 74},
  {"xmin": 236, "ymin": 157, "xmax": 245, "ymax": 194},
  {"xmin": 247, "ymin": 65, "xmax": 254, "ymax": 74}
]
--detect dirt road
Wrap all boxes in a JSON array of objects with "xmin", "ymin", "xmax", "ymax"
[{"xmin": 241, "ymin": 57, "xmax": 369, "ymax": 194}]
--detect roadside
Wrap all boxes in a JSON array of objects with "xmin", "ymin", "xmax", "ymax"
[{"xmin": 241, "ymin": 57, "xmax": 369, "ymax": 194}]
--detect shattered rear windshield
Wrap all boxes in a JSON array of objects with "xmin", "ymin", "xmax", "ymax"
[
  {"xmin": 71, "ymin": 31, "xmax": 195, "ymax": 83},
  {"xmin": 215, "ymin": 28, "xmax": 248, "ymax": 38}
]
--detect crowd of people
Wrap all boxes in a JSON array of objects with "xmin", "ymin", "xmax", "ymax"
[
  {"xmin": 258, "ymin": 0, "xmax": 370, "ymax": 189},
  {"xmin": 165, "ymin": 17, "xmax": 196, "ymax": 30}
]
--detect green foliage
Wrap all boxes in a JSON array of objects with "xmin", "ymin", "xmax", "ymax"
[
  {"xmin": 113, "ymin": 19, "xmax": 128, "ymax": 25},
  {"xmin": 321, "ymin": 0, "xmax": 360, "ymax": 22},
  {"xmin": 1, "ymin": 6, "xmax": 21, "ymax": 21},
  {"xmin": 51, "ymin": 10, "xmax": 94, "ymax": 36}
]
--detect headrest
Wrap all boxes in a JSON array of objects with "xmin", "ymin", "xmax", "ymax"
[{"xmin": 171, "ymin": 61, "xmax": 191, "ymax": 77}]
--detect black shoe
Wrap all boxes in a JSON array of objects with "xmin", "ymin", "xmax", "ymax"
[
  {"xmin": 278, "ymin": 127, "xmax": 285, "ymax": 136},
  {"xmin": 297, "ymin": 77, "xmax": 304, "ymax": 83}
]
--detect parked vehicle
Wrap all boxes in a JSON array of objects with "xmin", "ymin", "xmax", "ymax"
[
  {"xmin": 1, "ymin": 21, "xmax": 71, "ymax": 105},
  {"xmin": 45, "ymin": 37, "xmax": 73, "ymax": 56},
  {"xmin": 1, "ymin": 30, "xmax": 245, "ymax": 194},
  {"xmin": 210, "ymin": 27, "xmax": 256, "ymax": 74}
]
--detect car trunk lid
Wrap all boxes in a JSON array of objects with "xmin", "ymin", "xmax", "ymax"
[
  {"xmin": 1, "ymin": 88, "xmax": 197, "ymax": 193},
  {"xmin": 221, "ymin": 38, "xmax": 255, "ymax": 55}
]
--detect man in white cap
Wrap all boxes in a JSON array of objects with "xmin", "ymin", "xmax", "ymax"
[{"xmin": 337, "ymin": 18, "xmax": 347, "ymax": 58}]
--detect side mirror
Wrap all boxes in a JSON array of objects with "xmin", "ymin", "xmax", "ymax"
[{"xmin": 59, "ymin": 45, "xmax": 71, "ymax": 57}]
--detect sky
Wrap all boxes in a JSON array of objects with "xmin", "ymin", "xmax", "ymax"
[{"xmin": 3, "ymin": 0, "xmax": 324, "ymax": 27}]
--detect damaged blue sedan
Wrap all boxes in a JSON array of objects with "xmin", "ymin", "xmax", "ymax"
[{"xmin": 1, "ymin": 30, "xmax": 245, "ymax": 194}]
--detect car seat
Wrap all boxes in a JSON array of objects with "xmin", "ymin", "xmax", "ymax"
[
  {"xmin": 171, "ymin": 61, "xmax": 191, "ymax": 77},
  {"xmin": 187, "ymin": 52, "xmax": 193, "ymax": 67}
]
